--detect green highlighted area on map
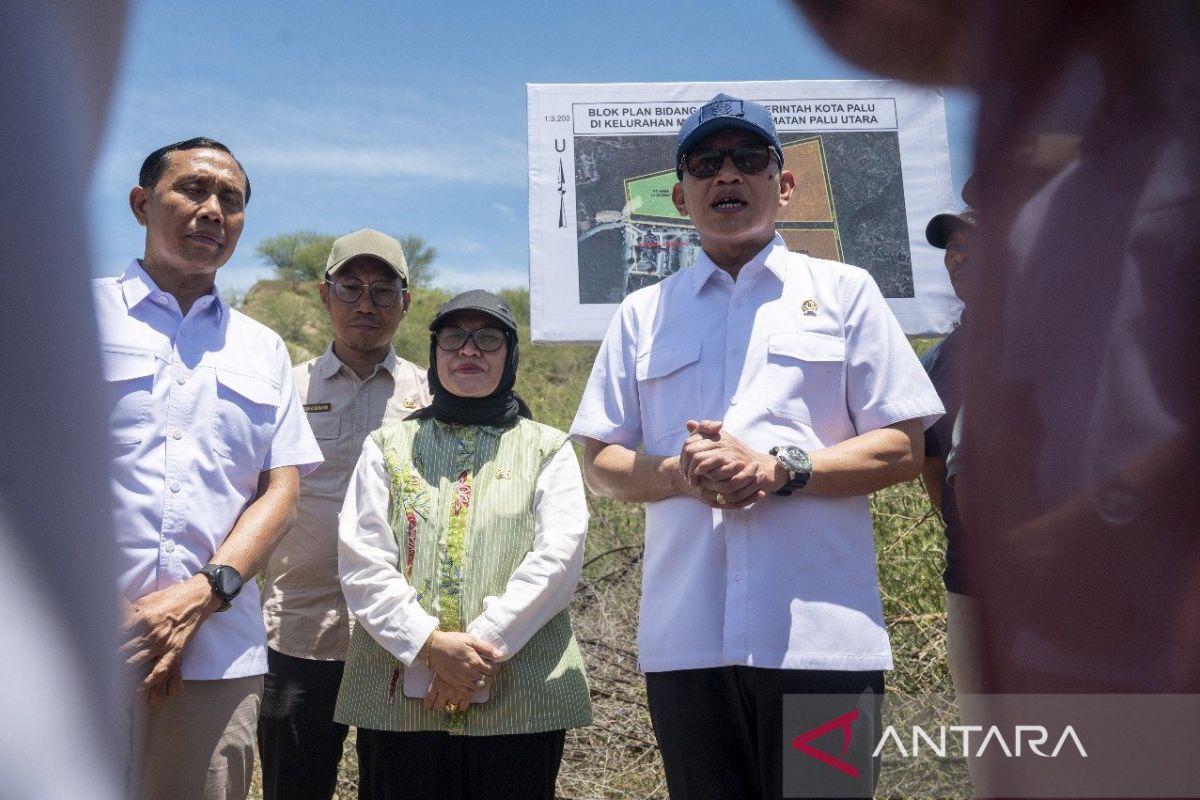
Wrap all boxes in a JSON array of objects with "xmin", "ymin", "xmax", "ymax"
[{"xmin": 623, "ymin": 171, "xmax": 685, "ymax": 221}]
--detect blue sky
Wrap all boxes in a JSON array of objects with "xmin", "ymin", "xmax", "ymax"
[{"xmin": 88, "ymin": 0, "xmax": 977, "ymax": 296}]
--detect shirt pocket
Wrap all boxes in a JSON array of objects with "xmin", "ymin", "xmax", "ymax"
[
  {"xmin": 635, "ymin": 341, "xmax": 702, "ymax": 445},
  {"xmin": 100, "ymin": 345, "xmax": 156, "ymax": 451},
  {"xmin": 306, "ymin": 413, "xmax": 341, "ymax": 441},
  {"xmin": 210, "ymin": 367, "xmax": 280, "ymax": 470},
  {"xmin": 765, "ymin": 332, "xmax": 846, "ymax": 428}
]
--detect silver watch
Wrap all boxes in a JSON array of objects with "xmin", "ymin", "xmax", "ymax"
[{"xmin": 769, "ymin": 445, "xmax": 812, "ymax": 496}]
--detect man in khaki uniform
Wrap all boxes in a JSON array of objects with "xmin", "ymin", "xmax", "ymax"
[{"xmin": 258, "ymin": 229, "xmax": 431, "ymax": 800}]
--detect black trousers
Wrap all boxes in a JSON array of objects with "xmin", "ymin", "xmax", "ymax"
[
  {"xmin": 646, "ymin": 666, "xmax": 884, "ymax": 800},
  {"xmin": 256, "ymin": 648, "xmax": 349, "ymax": 800},
  {"xmin": 356, "ymin": 727, "xmax": 566, "ymax": 800}
]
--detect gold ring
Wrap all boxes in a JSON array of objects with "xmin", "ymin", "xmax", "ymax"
[
  {"xmin": 445, "ymin": 702, "xmax": 458, "ymax": 713},
  {"xmin": 715, "ymin": 493, "xmax": 727, "ymax": 504}
]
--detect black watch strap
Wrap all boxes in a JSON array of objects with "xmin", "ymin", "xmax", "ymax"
[
  {"xmin": 770, "ymin": 445, "xmax": 813, "ymax": 496},
  {"xmin": 198, "ymin": 563, "xmax": 243, "ymax": 612}
]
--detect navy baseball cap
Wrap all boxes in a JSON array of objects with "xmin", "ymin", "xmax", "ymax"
[{"xmin": 676, "ymin": 93, "xmax": 784, "ymax": 179}]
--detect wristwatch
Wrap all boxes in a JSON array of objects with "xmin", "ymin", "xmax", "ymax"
[
  {"xmin": 769, "ymin": 445, "xmax": 812, "ymax": 496},
  {"xmin": 198, "ymin": 564, "xmax": 243, "ymax": 612}
]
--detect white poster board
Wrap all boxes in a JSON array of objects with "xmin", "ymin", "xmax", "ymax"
[{"xmin": 527, "ymin": 80, "xmax": 960, "ymax": 342}]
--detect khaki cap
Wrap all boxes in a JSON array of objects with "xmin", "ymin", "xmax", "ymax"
[{"xmin": 325, "ymin": 229, "xmax": 408, "ymax": 282}]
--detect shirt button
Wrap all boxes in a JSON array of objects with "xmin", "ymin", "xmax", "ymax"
[
  {"xmin": 732, "ymin": 573, "xmax": 743, "ymax": 582},
  {"xmin": 175, "ymin": 374, "xmax": 187, "ymax": 385},
  {"xmin": 156, "ymin": 296, "xmax": 168, "ymax": 305},
  {"xmin": 170, "ymin": 481, "xmax": 181, "ymax": 493},
  {"xmin": 163, "ymin": 541, "xmax": 175, "ymax": 554},
  {"xmin": 179, "ymin": 328, "xmax": 189, "ymax": 337},
  {"xmin": 172, "ymin": 429, "xmax": 183, "ymax": 440}
]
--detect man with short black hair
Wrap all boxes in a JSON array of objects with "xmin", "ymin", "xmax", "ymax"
[
  {"xmin": 258, "ymin": 229, "xmax": 430, "ymax": 800},
  {"xmin": 96, "ymin": 137, "xmax": 322, "ymax": 800},
  {"xmin": 571, "ymin": 95, "xmax": 943, "ymax": 798}
]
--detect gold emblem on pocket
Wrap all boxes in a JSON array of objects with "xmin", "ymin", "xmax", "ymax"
[
  {"xmin": 801, "ymin": 299, "xmax": 818, "ymax": 316},
  {"xmin": 495, "ymin": 468, "xmax": 512, "ymax": 480},
  {"xmin": 402, "ymin": 396, "xmax": 418, "ymax": 409}
]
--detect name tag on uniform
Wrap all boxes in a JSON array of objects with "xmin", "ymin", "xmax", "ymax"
[{"xmin": 304, "ymin": 403, "xmax": 332, "ymax": 413}]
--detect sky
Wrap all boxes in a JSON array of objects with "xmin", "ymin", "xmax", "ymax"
[{"xmin": 88, "ymin": 0, "xmax": 977, "ymax": 296}]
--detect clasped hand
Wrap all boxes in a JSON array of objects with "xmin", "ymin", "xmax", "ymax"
[
  {"xmin": 421, "ymin": 630, "xmax": 501, "ymax": 713},
  {"xmin": 678, "ymin": 419, "xmax": 780, "ymax": 508}
]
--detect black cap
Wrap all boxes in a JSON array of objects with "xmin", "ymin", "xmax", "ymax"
[
  {"xmin": 429, "ymin": 290, "xmax": 518, "ymax": 336},
  {"xmin": 925, "ymin": 207, "xmax": 979, "ymax": 249}
]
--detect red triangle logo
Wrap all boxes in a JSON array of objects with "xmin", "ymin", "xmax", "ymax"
[{"xmin": 791, "ymin": 708, "xmax": 861, "ymax": 778}]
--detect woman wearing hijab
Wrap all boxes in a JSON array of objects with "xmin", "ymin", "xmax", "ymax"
[{"xmin": 334, "ymin": 290, "xmax": 591, "ymax": 800}]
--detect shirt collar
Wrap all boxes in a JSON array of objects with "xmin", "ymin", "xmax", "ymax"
[
  {"xmin": 119, "ymin": 259, "xmax": 227, "ymax": 323},
  {"xmin": 688, "ymin": 234, "xmax": 788, "ymax": 295},
  {"xmin": 316, "ymin": 341, "xmax": 403, "ymax": 382},
  {"xmin": 118, "ymin": 259, "xmax": 156, "ymax": 310}
]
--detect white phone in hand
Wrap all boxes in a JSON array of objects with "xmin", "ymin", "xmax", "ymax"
[{"xmin": 402, "ymin": 661, "xmax": 492, "ymax": 703}]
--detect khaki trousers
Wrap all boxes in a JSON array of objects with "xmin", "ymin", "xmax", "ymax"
[{"xmin": 129, "ymin": 675, "xmax": 263, "ymax": 800}]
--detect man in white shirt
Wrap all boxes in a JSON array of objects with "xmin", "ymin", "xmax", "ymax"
[
  {"xmin": 258, "ymin": 229, "xmax": 430, "ymax": 800},
  {"xmin": 96, "ymin": 137, "xmax": 323, "ymax": 800},
  {"xmin": 571, "ymin": 95, "xmax": 943, "ymax": 798}
]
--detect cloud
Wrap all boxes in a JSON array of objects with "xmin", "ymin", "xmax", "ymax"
[
  {"xmin": 100, "ymin": 82, "xmax": 528, "ymax": 189},
  {"xmin": 452, "ymin": 237, "xmax": 489, "ymax": 254},
  {"xmin": 492, "ymin": 202, "xmax": 516, "ymax": 221},
  {"xmin": 434, "ymin": 261, "xmax": 528, "ymax": 294}
]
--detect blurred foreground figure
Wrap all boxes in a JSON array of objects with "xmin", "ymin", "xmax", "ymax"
[
  {"xmin": 0, "ymin": 2, "xmax": 127, "ymax": 798},
  {"xmin": 797, "ymin": 0, "xmax": 1200, "ymax": 692}
]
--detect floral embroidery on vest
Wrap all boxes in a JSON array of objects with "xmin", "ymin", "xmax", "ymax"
[
  {"xmin": 384, "ymin": 449, "xmax": 432, "ymax": 578},
  {"xmin": 439, "ymin": 429, "xmax": 476, "ymax": 635},
  {"xmin": 442, "ymin": 428, "xmax": 477, "ymax": 729}
]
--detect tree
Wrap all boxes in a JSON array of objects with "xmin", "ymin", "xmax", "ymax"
[
  {"xmin": 256, "ymin": 231, "xmax": 335, "ymax": 288},
  {"xmin": 399, "ymin": 235, "xmax": 436, "ymax": 287}
]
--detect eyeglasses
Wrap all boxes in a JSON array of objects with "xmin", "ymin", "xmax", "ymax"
[
  {"xmin": 326, "ymin": 279, "xmax": 405, "ymax": 307},
  {"xmin": 682, "ymin": 145, "xmax": 776, "ymax": 179},
  {"xmin": 435, "ymin": 326, "xmax": 507, "ymax": 352}
]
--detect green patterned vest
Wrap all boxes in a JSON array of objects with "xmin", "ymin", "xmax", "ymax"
[{"xmin": 334, "ymin": 417, "xmax": 592, "ymax": 735}]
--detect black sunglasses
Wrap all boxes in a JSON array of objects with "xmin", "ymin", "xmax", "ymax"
[
  {"xmin": 326, "ymin": 279, "xmax": 405, "ymax": 308},
  {"xmin": 682, "ymin": 145, "xmax": 776, "ymax": 179},
  {"xmin": 434, "ymin": 326, "xmax": 507, "ymax": 352}
]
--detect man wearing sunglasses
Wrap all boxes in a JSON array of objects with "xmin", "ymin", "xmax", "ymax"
[
  {"xmin": 258, "ymin": 229, "xmax": 431, "ymax": 800},
  {"xmin": 572, "ymin": 95, "xmax": 942, "ymax": 798}
]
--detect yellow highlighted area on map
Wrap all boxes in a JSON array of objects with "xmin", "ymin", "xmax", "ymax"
[{"xmin": 778, "ymin": 139, "xmax": 835, "ymax": 223}]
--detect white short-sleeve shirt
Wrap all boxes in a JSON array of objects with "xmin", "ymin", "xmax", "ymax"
[
  {"xmin": 571, "ymin": 236, "xmax": 943, "ymax": 672},
  {"xmin": 94, "ymin": 260, "xmax": 323, "ymax": 680}
]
